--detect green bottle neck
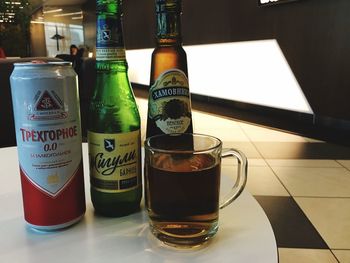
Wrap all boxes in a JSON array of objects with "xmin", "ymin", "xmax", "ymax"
[
  {"xmin": 93, "ymin": 64, "xmax": 131, "ymax": 100},
  {"xmin": 95, "ymin": 60, "xmax": 128, "ymax": 72},
  {"xmin": 156, "ymin": 1, "xmax": 183, "ymax": 46},
  {"xmin": 96, "ymin": 0, "xmax": 127, "ymax": 69}
]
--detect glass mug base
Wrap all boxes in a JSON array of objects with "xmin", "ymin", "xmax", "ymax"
[{"xmin": 149, "ymin": 219, "xmax": 219, "ymax": 248}]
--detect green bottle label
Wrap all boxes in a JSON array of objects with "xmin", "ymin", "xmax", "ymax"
[
  {"xmin": 88, "ymin": 130, "xmax": 140, "ymax": 193},
  {"xmin": 148, "ymin": 69, "xmax": 191, "ymax": 134},
  {"xmin": 96, "ymin": 16, "xmax": 125, "ymax": 60}
]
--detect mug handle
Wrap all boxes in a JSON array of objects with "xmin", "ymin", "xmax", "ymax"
[{"xmin": 219, "ymin": 149, "xmax": 248, "ymax": 209}]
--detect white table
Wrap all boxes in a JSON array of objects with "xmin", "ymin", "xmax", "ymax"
[{"xmin": 0, "ymin": 144, "xmax": 278, "ymax": 263}]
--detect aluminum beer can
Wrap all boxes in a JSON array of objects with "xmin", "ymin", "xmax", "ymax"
[{"xmin": 10, "ymin": 62, "xmax": 86, "ymax": 231}]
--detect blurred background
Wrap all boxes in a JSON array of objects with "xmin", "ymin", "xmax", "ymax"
[{"xmin": 1, "ymin": 0, "xmax": 350, "ymax": 144}]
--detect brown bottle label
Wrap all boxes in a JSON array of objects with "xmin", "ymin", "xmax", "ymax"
[{"xmin": 148, "ymin": 69, "xmax": 191, "ymax": 134}]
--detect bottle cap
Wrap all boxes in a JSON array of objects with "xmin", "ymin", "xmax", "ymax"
[
  {"xmin": 156, "ymin": 0, "xmax": 181, "ymax": 13},
  {"xmin": 96, "ymin": 0, "xmax": 122, "ymax": 14}
]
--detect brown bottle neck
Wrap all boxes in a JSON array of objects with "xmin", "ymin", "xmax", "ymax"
[{"xmin": 156, "ymin": 10, "xmax": 182, "ymax": 46}]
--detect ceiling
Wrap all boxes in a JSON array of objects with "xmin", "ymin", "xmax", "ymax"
[
  {"xmin": 29, "ymin": 0, "xmax": 87, "ymax": 9},
  {"xmin": 44, "ymin": 0, "xmax": 87, "ymax": 5},
  {"xmin": 29, "ymin": 0, "xmax": 88, "ymax": 25}
]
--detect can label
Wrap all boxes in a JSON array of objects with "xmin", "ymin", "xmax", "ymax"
[
  {"xmin": 148, "ymin": 69, "xmax": 192, "ymax": 134},
  {"xmin": 88, "ymin": 130, "xmax": 141, "ymax": 193},
  {"xmin": 16, "ymin": 87, "xmax": 81, "ymax": 197},
  {"xmin": 10, "ymin": 63, "xmax": 85, "ymax": 229}
]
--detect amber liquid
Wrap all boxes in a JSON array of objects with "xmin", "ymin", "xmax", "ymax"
[{"xmin": 145, "ymin": 153, "xmax": 220, "ymax": 247}]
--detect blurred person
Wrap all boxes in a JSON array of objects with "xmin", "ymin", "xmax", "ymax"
[
  {"xmin": 74, "ymin": 47, "xmax": 85, "ymax": 74},
  {"xmin": 68, "ymin": 44, "xmax": 80, "ymax": 73},
  {"xmin": 70, "ymin": 44, "xmax": 78, "ymax": 56}
]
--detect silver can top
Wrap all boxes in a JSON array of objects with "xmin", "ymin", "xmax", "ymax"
[{"xmin": 13, "ymin": 61, "xmax": 72, "ymax": 67}]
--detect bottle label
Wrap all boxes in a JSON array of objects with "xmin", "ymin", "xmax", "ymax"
[
  {"xmin": 96, "ymin": 16, "xmax": 125, "ymax": 60},
  {"xmin": 88, "ymin": 130, "xmax": 140, "ymax": 193},
  {"xmin": 148, "ymin": 69, "xmax": 192, "ymax": 134}
]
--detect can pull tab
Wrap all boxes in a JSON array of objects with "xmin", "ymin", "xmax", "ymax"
[{"xmin": 31, "ymin": 60, "xmax": 47, "ymax": 64}]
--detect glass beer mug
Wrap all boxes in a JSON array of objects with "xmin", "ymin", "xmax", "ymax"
[{"xmin": 144, "ymin": 133, "xmax": 248, "ymax": 248}]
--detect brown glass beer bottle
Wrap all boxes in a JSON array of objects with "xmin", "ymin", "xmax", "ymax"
[{"xmin": 146, "ymin": 0, "xmax": 193, "ymax": 138}]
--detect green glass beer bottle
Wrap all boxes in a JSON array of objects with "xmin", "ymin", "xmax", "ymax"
[
  {"xmin": 87, "ymin": 0, "xmax": 142, "ymax": 217},
  {"xmin": 146, "ymin": 0, "xmax": 193, "ymax": 138}
]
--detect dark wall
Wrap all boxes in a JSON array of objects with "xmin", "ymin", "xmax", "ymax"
[
  {"xmin": 83, "ymin": 0, "xmax": 350, "ymax": 123},
  {"xmin": 82, "ymin": 0, "xmax": 97, "ymax": 52},
  {"xmin": 30, "ymin": 23, "xmax": 47, "ymax": 57}
]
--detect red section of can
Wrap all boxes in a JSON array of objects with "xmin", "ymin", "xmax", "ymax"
[
  {"xmin": 20, "ymin": 163, "xmax": 86, "ymax": 229},
  {"xmin": 10, "ymin": 62, "xmax": 86, "ymax": 230}
]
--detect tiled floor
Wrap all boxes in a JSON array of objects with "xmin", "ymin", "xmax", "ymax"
[{"xmin": 136, "ymin": 97, "xmax": 350, "ymax": 263}]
